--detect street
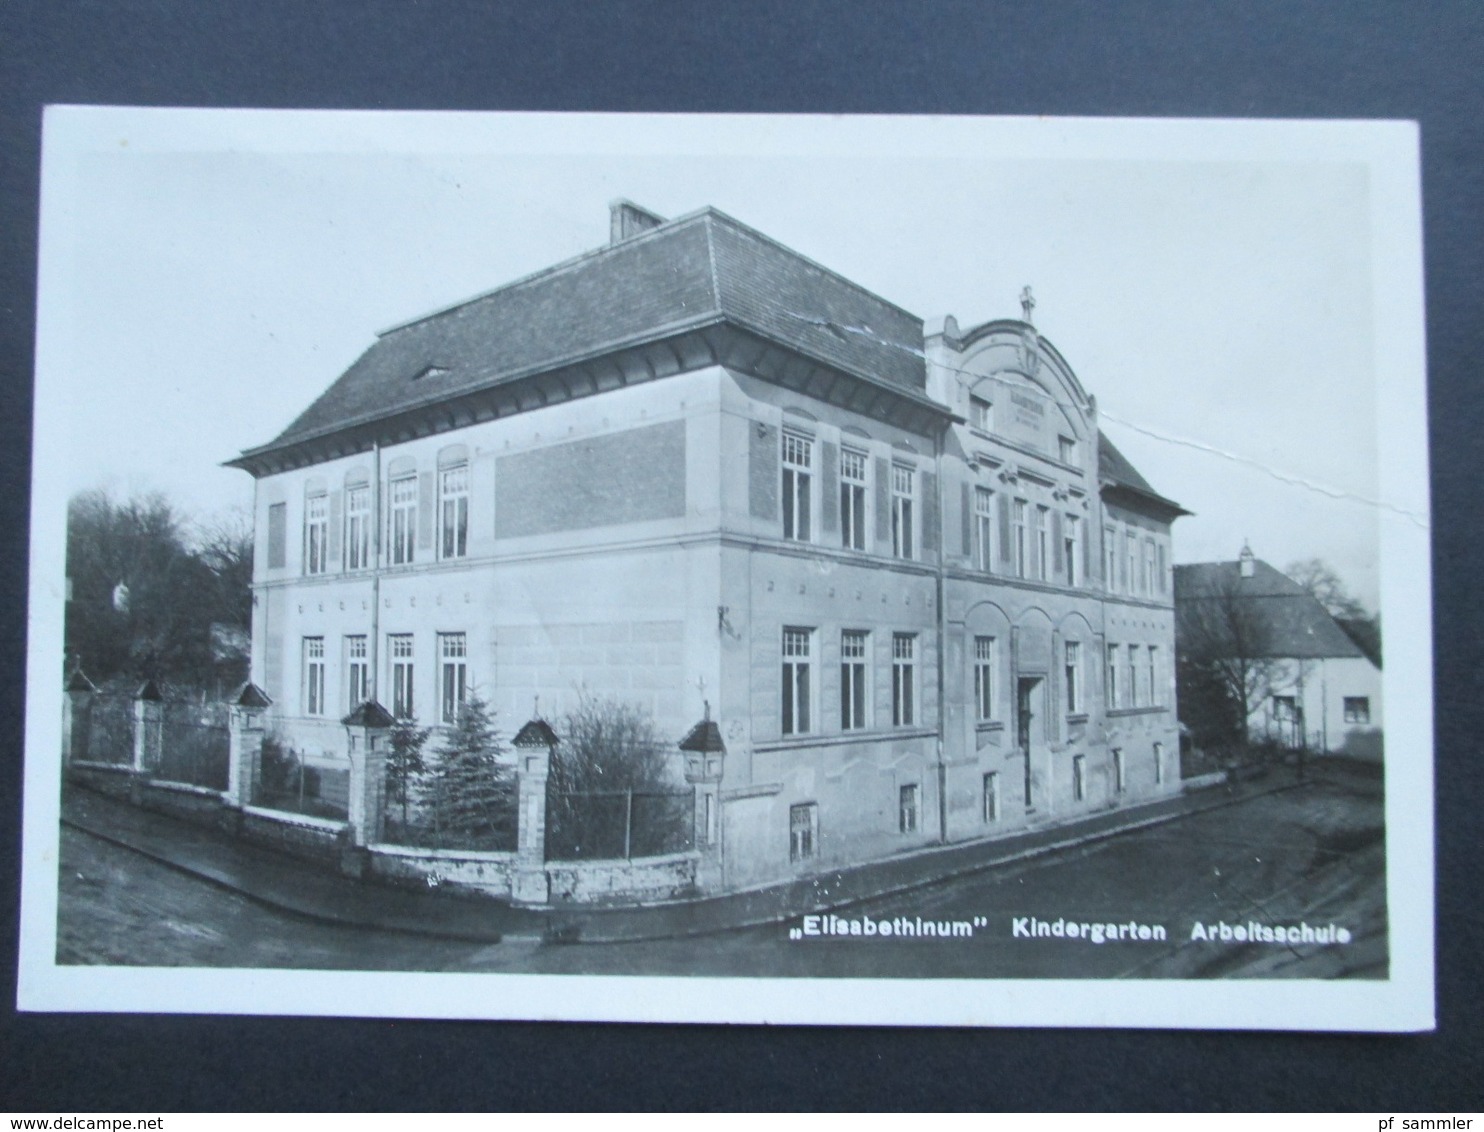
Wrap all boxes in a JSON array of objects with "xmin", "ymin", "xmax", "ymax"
[{"xmin": 57, "ymin": 765, "xmax": 1386, "ymax": 979}]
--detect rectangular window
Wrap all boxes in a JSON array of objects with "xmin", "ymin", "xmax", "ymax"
[
  {"xmin": 969, "ymin": 395, "xmax": 993, "ymax": 432},
  {"xmin": 1126, "ymin": 531, "xmax": 1138, "ymax": 596},
  {"xmin": 1064, "ymin": 514, "xmax": 1080, "ymax": 587},
  {"xmin": 898, "ymin": 784, "xmax": 919, "ymax": 834},
  {"xmin": 1128, "ymin": 644, "xmax": 1141, "ymax": 707},
  {"xmin": 892, "ymin": 633, "xmax": 917, "ymax": 727},
  {"xmin": 390, "ymin": 634, "xmax": 415, "ymax": 720},
  {"xmin": 782, "ymin": 432, "xmax": 813, "ymax": 542},
  {"xmin": 1065, "ymin": 640, "xmax": 1082, "ymax": 713},
  {"xmin": 983, "ymin": 772, "xmax": 999, "ymax": 823},
  {"xmin": 1113, "ymin": 748, "xmax": 1126, "ymax": 794},
  {"xmin": 891, "ymin": 465, "xmax": 914, "ymax": 560},
  {"xmin": 840, "ymin": 630, "xmax": 869, "ymax": 731},
  {"xmin": 439, "ymin": 632, "xmax": 467, "ymax": 725},
  {"xmin": 789, "ymin": 802, "xmax": 818, "ymax": 863},
  {"xmin": 346, "ymin": 635, "xmax": 368, "ymax": 709},
  {"xmin": 303, "ymin": 637, "xmax": 325, "ymax": 716},
  {"xmin": 1014, "ymin": 500, "xmax": 1029, "ymax": 578},
  {"xmin": 1144, "ymin": 538, "xmax": 1156, "ymax": 595},
  {"xmin": 304, "ymin": 493, "xmax": 328, "ymax": 575},
  {"xmin": 1072, "ymin": 754, "xmax": 1086, "ymax": 802},
  {"xmin": 782, "ymin": 627, "xmax": 813, "ymax": 736},
  {"xmin": 1106, "ymin": 643, "xmax": 1121, "ymax": 708},
  {"xmin": 345, "ymin": 485, "xmax": 370, "ymax": 570},
  {"xmin": 839, "ymin": 449, "xmax": 868, "ymax": 551},
  {"xmin": 389, "ymin": 476, "xmax": 417, "ymax": 566},
  {"xmin": 974, "ymin": 636, "xmax": 996, "ymax": 722},
  {"xmin": 1059, "ymin": 435, "xmax": 1078, "ymax": 464},
  {"xmin": 1103, "ymin": 525, "xmax": 1117, "ymax": 591},
  {"xmin": 1147, "ymin": 646, "xmax": 1160, "ymax": 707},
  {"xmin": 439, "ymin": 464, "xmax": 469, "ymax": 560},
  {"xmin": 974, "ymin": 486, "xmax": 995, "ymax": 571},
  {"xmin": 1157, "ymin": 542, "xmax": 1169, "ymax": 595},
  {"xmin": 1344, "ymin": 697, "xmax": 1371, "ymax": 724},
  {"xmin": 1034, "ymin": 505, "xmax": 1049, "ymax": 581}
]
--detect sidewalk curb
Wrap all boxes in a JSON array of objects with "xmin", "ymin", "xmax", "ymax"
[
  {"xmin": 66, "ymin": 773, "xmax": 1310, "ymax": 947},
  {"xmin": 556, "ymin": 776, "xmax": 1309, "ymax": 944}
]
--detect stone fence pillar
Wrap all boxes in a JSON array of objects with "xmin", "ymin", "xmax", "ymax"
[
  {"xmin": 62, "ymin": 670, "xmax": 97, "ymax": 766},
  {"xmin": 225, "ymin": 682, "xmax": 272, "ymax": 811},
  {"xmin": 132, "ymin": 680, "xmax": 163, "ymax": 777},
  {"xmin": 511, "ymin": 717, "xmax": 558, "ymax": 905},
  {"xmin": 342, "ymin": 700, "xmax": 395, "ymax": 851},
  {"xmin": 679, "ymin": 708, "xmax": 726, "ymax": 894}
]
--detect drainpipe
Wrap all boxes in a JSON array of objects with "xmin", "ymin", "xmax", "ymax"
[{"xmin": 370, "ymin": 440, "xmax": 382, "ymax": 701}]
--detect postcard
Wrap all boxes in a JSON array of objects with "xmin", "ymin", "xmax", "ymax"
[{"xmin": 18, "ymin": 108, "xmax": 1433, "ymax": 1030}]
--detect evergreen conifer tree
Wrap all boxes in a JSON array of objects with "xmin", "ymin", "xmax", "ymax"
[
  {"xmin": 427, "ymin": 693, "xmax": 514, "ymax": 849},
  {"xmin": 384, "ymin": 719, "xmax": 430, "ymax": 839}
]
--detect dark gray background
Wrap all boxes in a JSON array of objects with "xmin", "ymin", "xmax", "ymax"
[{"xmin": 2, "ymin": 0, "xmax": 1479, "ymax": 1112}]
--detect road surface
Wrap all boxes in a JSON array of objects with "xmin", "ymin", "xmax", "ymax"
[{"xmin": 56, "ymin": 765, "xmax": 1386, "ymax": 979}]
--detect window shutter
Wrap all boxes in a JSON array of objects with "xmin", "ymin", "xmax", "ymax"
[
  {"xmin": 960, "ymin": 482, "xmax": 972, "ymax": 557},
  {"xmin": 1084, "ymin": 521, "xmax": 1093, "ymax": 582},
  {"xmin": 267, "ymin": 503, "xmax": 286, "ymax": 570},
  {"xmin": 874, "ymin": 457, "xmax": 891, "ymax": 551},
  {"xmin": 1052, "ymin": 511, "xmax": 1064, "ymax": 576},
  {"xmin": 997, "ymin": 493, "xmax": 1012, "ymax": 566},
  {"xmin": 1119, "ymin": 533, "xmax": 1129, "ymax": 590},
  {"xmin": 749, "ymin": 423, "xmax": 778, "ymax": 519},
  {"xmin": 820, "ymin": 440, "xmax": 838, "ymax": 534},
  {"xmin": 327, "ymin": 489, "xmax": 342, "ymax": 566},
  {"xmin": 921, "ymin": 471, "xmax": 938, "ymax": 554},
  {"xmin": 417, "ymin": 471, "xmax": 434, "ymax": 550}
]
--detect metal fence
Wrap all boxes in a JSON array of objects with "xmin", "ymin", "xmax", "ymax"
[
  {"xmin": 546, "ymin": 788, "xmax": 694, "ymax": 861},
  {"xmin": 252, "ymin": 737, "xmax": 350, "ymax": 822},
  {"xmin": 79, "ymin": 693, "xmax": 135, "ymax": 766},
  {"xmin": 156, "ymin": 700, "xmax": 230, "ymax": 790}
]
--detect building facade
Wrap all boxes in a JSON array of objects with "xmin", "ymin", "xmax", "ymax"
[{"xmin": 228, "ymin": 201, "xmax": 1187, "ymax": 894}]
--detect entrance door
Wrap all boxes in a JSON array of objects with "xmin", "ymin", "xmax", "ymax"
[{"xmin": 1017, "ymin": 677, "xmax": 1041, "ymax": 811}]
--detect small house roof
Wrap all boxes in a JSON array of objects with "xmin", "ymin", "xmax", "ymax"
[
  {"xmin": 232, "ymin": 682, "xmax": 274, "ymax": 708},
  {"xmin": 1174, "ymin": 560, "xmax": 1367, "ymax": 661}
]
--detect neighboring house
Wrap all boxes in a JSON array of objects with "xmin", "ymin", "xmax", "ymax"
[
  {"xmin": 1174, "ymin": 547, "xmax": 1383, "ymax": 761},
  {"xmin": 227, "ymin": 200, "xmax": 1187, "ymax": 893}
]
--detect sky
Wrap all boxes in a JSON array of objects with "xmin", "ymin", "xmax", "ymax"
[{"xmin": 36, "ymin": 110, "xmax": 1424, "ymax": 612}]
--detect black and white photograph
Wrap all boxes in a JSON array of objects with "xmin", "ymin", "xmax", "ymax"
[{"xmin": 18, "ymin": 109, "xmax": 1432, "ymax": 1030}]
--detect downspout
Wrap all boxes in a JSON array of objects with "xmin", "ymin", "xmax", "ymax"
[{"xmin": 370, "ymin": 440, "xmax": 382, "ymax": 702}]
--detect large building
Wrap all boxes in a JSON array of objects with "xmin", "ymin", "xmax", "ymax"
[{"xmin": 228, "ymin": 200, "xmax": 1187, "ymax": 893}]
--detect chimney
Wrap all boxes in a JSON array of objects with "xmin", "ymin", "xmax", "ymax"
[{"xmin": 609, "ymin": 199, "xmax": 666, "ymax": 245}]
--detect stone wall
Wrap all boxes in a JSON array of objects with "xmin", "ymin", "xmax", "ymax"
[
  {"xmin": 240, "ymin": 806, "xmax": 345, "ymax": 864},
  {"xmin": 546, "ymin": 851, "xmax": 699, "ymax": 905},
  {"xmin": 367, "ymin": 844, "xmax": 516, "ymax": 897}
]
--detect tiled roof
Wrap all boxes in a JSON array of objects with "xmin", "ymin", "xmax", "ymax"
[
  {"xmin": 1174, "ymin": 560, "xmax": 1367, "ymax": 660},
  {"xmin": 1098, "ymin": 431, "xmax": 1186, "ymax": 515},
  {"xmin": 513, "ymin": 718, "xmax": 560, "ymax": 749},
  {"xmin": 246, "ymin": 208, "xmax": 925, "ymax": 458}
]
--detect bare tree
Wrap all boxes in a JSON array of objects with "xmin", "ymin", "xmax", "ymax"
[
  {"xmin": 1175, "ymin": 568, "xmax": 1288, "ymax": 749},
  {"xmin": 1284, "ymin": 558, "xmax": 1368, "ymax": 620}
]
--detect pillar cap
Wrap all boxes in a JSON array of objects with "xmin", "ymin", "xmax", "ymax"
[
  {"xmin": 679, "ymin": 718, "xmax": 726, "ymax": 754},
  {"xmin": 513, "ymin": 718, "xmax": 559, "ymax": 750},
  {"xmin": 232, "ymin": 682, "xmax": 273, "ymax": 708},
  {"xmin": 135, "ymin": 678, "xmax": 163, "ymax": 702},
  {"xmin": 65, "ymin": 669, "xmax": 97, "ymax": 693},
  {"xmin": 342, "ymin": 700, "xmax": 397, "ymax": 728}
]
